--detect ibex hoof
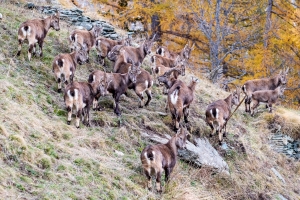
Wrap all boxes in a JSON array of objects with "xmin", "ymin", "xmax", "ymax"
[
  {"xmin": 223, "ymin": 132, "xmax": 227, "ymax": 137},
  {"xmin": 17, "ymin": 52, "xmax": 21, "ymax": 56},
  {"xmin": 219, "ymin": 141, "xmax": 222, "ymax": 145},
  {"xmin": 76, "ymin": 126, "xmax": 80, "ymax": 129},
  {"xmin": 67, "ymin": 121, "xmax": 71, "ymax": 125},
  {"xmin": 57, "ymin": 88, "xmax": 62, "ymax": 93},
  {"xmin": 209, "ymin": 134, "xmax": 213, "ymax": 137}
]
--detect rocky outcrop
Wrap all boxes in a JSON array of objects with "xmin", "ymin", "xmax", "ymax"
[
  {"xmin": 270, "ymin": 133, "xmax": 300, "ymax": 160},
  {"xmin": 141, "ymin": 132, "xmax": 229, "ymax": 174},
  {"xmin": 26, "ymin": 3, "xmax": 120, "ymax": 40}
]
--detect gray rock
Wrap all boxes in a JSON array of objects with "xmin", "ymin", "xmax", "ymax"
[
  {"xmin": 26, "ymin": 2, "xmax": 35, "ymax": 9},
  {"xmin": 271, "ymin": 167, "xmax": 286, "ymax": 184},
  {"xmin": 80, "ymin": 22, "xmax": 93, "ymax": 31},
  {"xmin": 109, "ymin": 34, "xmax": 119, "ymax": 40},
  {"xmin": 141, "ymin": 132, "xmax": 229, "ymax": 174},
  {"xmin": 103, "ymin": 27, "xmax": 115, "ymax": 32},
  {"xmin": 276, "ymin": 194, "xmax": 288, "ymax": 200}
]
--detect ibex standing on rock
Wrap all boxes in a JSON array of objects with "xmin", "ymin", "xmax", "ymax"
[
  {"xmin": 17, "ymin": 12, "xmax": 60, "ymax": 60},
  {"xmin": 140, "ymin": 128, "xmax": 189, "ymax": 193},
  {"xmin": 205, "ymin": 87, "xmax": 240, "ymax": 145}
]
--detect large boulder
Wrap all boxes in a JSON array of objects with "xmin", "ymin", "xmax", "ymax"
[{"xmin": 141, "ymin": 132, "xmax": 229, "ymax": 174}]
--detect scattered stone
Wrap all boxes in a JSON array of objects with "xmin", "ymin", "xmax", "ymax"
[
  {"xmin": 114, "ymin": 150, "xmax": 124, "ymax": 156},
  {"xmin": 80, "ymin": 22, "xmax": 93, "ymax": 31},
  {"xmin": 276, "ymin": 194, "xmax": 288, "ymax": 200},
  {"xmin": 26, "ymin": 2, "xmax": 35, "ymax": 9},
  {"xmin": 270, "ymin": 133, "xmax": 300, "ymax": 160},
  {"xmin": 141, "ymin": 132, "xmax": 229, "ymax": 174},
  {"xmin": 221, "ymin": 143, "xmax": 229, "ymax": 150},
  {"xmin": 271, "ymin": 167, "xmax": 286, "ymax": 184}
]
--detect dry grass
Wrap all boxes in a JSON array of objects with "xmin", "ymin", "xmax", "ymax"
[{"xmin": 0, "ymin": 2, "xmax": 300, "ymax": 200}]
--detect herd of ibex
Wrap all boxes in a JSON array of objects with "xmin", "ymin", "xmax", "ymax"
[{"xmin": 15, "ymin": 11, "xmax": 289, "ymax": 193}]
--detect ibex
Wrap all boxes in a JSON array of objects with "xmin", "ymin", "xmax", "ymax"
[
  {"xmin": 205, "ymin": 88, "xmax": 240, "ymax": 145},
  {"xmin": 250, "ymin": 86, "xmax": 285, "ymax": 116},
  {"xmin": 242, "ymin": 68, "xmax": 288, "ymax": 112},
  {"xmin": 95, "ymin": 36, "xmax": 131, "ymax": 65},
  {"xmin": 107, "ymin": 45, "xmax": 132, "ymax": 74},
  {"xmin": 88, "ymin": 60, "xmax": 144, "ymax": 116},
  {"xmin": 64, "ymin": 81, "xmax": 95, "ymax": 128},
  {"xmin": 156, "ymin": 42, "xmax": 194, "ymax": 60},
  {"xmin": 121, "ymin": 34, "xmax": 156, "ymax": 64},
  {"xmin": 168, "ymin": 77, "xmax": 199, "ymax": 130},
  {"xmin": 140, "ymin": 128, "xmax": 188, "ymax": 192},
  {"xmin": 52, "ymin": 44, "xmax": 89, "ymax": 92},
  {"xmin": 17, "ymin": 12, "xmax": 60, "ymax": 60},
  {"xmin": 69, "ymin": 24, "xmax": 102, "ymax": 54},
  {"xmin": 151, "ymin": 55, "xmax": 185, "ymax": 85}
]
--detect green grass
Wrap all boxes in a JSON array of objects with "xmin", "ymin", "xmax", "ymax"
[{"xmin": 0, "ymin": 2, "xmax": 300, "ymax": 200}]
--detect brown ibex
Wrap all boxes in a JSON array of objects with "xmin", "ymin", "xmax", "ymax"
[
  {"xmin": 69, "ymin": 24, "xmax": 102, "ymax": 54},
  {"xmin": 242, "ymin": 68, "xmax": 288, "ymax": 112},
  {"xmin": 140, "ymin": 128, "xmax": 188, "ymax": 192},
  {"xmin": 250, "ymin": 86, "xmax": 285, "ymax": 116},
  {"xmin": 156, "ymin": 42, "xmax": 194, "ymax": 60},
  {"xmin": 17, "ymin": 12, "xmax": 60, "ymax": 60},
  {"xmin": 95, "ymin": 36, "xmax": 131, "ymax": 65},
  {"xmin": 52, "ymin": 44, "xmax": 89, "ymax": 92},
  {"xmin": 168, "ymin": 77, "xmax": 199, "ymax": 130},
  {"xmin": 205, "ymin": 88, "xmax": 240, "ymax": 145},
  {"xmin": 64, "ymin": 81, "xmax": 95, "ymax": 128},
  {"xmin": 121, "ymin": 34, "xmax": 156, "ymax": 64},
  {"xmin": 88, "ymin": 60, "xmax": 144, "ymax": 115}
]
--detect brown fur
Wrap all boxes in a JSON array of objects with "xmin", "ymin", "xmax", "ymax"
[
  {"xmin": 156, "ymin": 42, "xmax": 194, "ymax": 60},
  {"xmin": 140, "ymin": 128, "xmax": 188, "ymax": 192},
  {"xmin": 17, "ymin": 12, "xmax": 60, "ymax": 60},
  {"xmin": 88, "ymin": 61, "xmax": 142, "ymax": 115},
  {"xmin": 168, "ymin": 77, "xmax": 199, "ymax": 130},
  {"xmin": 69, "ymin": 25, "xmax": 102, "ymax": 54},
  {"xmin": 242, "ymin": 68, "xmax": 288, "ymax": 112},
  {"xmin": 95, "ymin": 36, "xmax": 131, "ymax": 65},
  {"xmin": 52, "ymin": 44, "xmax": 89, "ymax": 92},
  {"xmin": 205, "ymin": 89, "xmax": 240, "ymax": 145},
  {"xmin": 250, "ymin": 86, "xmax": 285, "ymax": 116},
  {"xmin": 64, "ymin": 81, "xmax": 95, "ymax": 128}
]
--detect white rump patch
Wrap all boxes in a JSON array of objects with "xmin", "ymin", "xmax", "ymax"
[
  {"xmin": 21, "ymin": 26, "xmax": 30, "ymax": 37},
  {"xmin": 170, "ymin": 89, "xmax": 179, "ymax": 105},
  {"xmin": 161, "ymin": 48, "xmax": 165, "ymax": 56},
  {"xmin": 151, "ymin": 80, "xmax": 153, "ymax": 87},
  {"xmin": 145, "ymin": 80, "xmax": 148, "ymax": 88},
  {"xmin": 144, "ymin": 152, "xmax": 150, "ymax": 164},
  {"xmin": 93, "ymin": 75, "xmax": 95, "ymax": 83}
]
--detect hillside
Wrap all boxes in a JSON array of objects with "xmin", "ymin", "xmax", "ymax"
[{"xmin": 0, "ymin": 2, "xmax": 300, "ymax": 200}]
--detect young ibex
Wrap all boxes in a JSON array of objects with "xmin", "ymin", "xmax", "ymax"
[
  {"xmin": 69, "ymin": 24, "xmax": 102, "ymax": 54},
  {"xmin": 151, "ymin": 55, "xmax": 186, "ymax": 85},
  {"xmin": 242, "ymin": 68, "xmax": 288, "ymax": 112},
  {"xmin": 156, "ymin": 42, "xmax": 194, "ymax": 60},
  {"xmin": 121, "ymin": 34, "xmax": 156, "ymax": 64},
  {"xmin": 52, "ymin": 44, "xmax": 89, "ymax": 92},
  {"xmin": 64, "ymin": 81, "xmax": 95, "ymax": 128},
  {"xmin": 88, "ymin": 60, "xmax": 144, "ymax": 116},
  {"xmin": 205, "ymin": 88, "xmax": 240, "ymax": 145},
  {"xmin": 95, "ymin": 36, "xmax": 131, "ymax": 65},
  {"xmin": 168, "ymin": 77, "xmax": 199, "ymax": 130},
  {"xmin": 17, "ymin": 12, "xmax": 60, "ymax": 60},
  {"xmin": 140, "ymin": 128, "xmax": 188, "ymax": 192},
  {"xmin": 250, "ymin": 86, "xmax": 285, "ymax": 116}
]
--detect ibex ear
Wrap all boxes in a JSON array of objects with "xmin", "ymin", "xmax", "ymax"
[
  {"xmin": 128, "ymin": 66, "xmax": 132, "ymax": 72},
  {"xmin": 191, "ymin": 42, "xmax": 195, "ymax": 50},
  {"xmin": 285, "ymin": 67, "xmax": 289, "ymax": 74},
  {"xmin": 56, "ymin": 11, "xmax": 60, "ymax": 18}
]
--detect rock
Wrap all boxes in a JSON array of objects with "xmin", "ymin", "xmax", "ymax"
[
  {"xmin": 26, "ymin": 2, "xmax": 35, "ymax": 9},
  {"xmin": 221, "ymin": 143, "xmax": 229, "ymax": 150},
  {"xmin": 271, "ymin": 167, "xmax": 286, "ymax": 184},
  {"xmin": 80, "ymin": 22, "xmax": 93, "ymax": 31},
  {"xmin": 103, "ymin": 27, "xmax": 115, "ymax": 32},
  {"xmin": 276, "ymin": 194, "xmax": 288, "ymax": 200},
  {"xmin": 109, "ymin": 34, "xmax": 119, "ymax": 40},
  {"xmin": 114, "ymin": 150, "xmax": 124, "ymax": 156},
  {"xmin": 141, "ymin": 132, "xmax": 229, "ymax": 174}
]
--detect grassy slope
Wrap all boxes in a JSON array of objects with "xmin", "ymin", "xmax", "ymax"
[{"xmin": 0, "ymin": 3, "xmax": 300, "ymax": 200}]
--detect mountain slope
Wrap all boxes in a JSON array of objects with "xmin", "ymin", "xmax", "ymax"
[{"xmin": 0, "ymin": 3, "xmax": 299, "ymax": 200}]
